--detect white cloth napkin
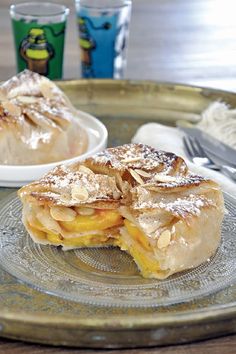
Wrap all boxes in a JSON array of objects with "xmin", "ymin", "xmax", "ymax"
[
  {"xmin": 132, "ymin": 122, "xmax": 236, "ymax": 196},
  {"xmin": 197, "ymin": 101, "xmax": 236, "ymax": 148}
]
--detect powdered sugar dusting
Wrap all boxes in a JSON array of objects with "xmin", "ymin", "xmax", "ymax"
[
  {"xmin": 145, "ymin": 173, "xmax": 207, "ymax": 190},
  {"xmin": 91, "ymin": 144, "xmax": 188, "ymax": 176},
  {"xmin": 0, "ymin": 70, "xmax": 70, "ymax": 131},
  {"xmin": 1, "ymin": 70, "xmax": 63, "ymax": 101},
  {"xmin": 20, "ymin": 144, "xmax": 219, "ymax": 217},
  {"xmin": 159, "ymin": 195, "xmax": 214, "ymax": 217},
  {"xmin": 134, "ymin": 194, "xmax": 214, "ymax": 219},
  {"xmin": 30, "ymin": 164, "xmax": 121, "ymax": 206},
  {"xmin": 134, "ymin": 194, "xmax": 215, "ymax": 240}
]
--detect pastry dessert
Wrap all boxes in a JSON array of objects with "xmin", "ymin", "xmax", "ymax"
[
  {"xmin": 0, "ymin": 70, "xmax": 88, "ymax": 165},
  {"xmin": 18, "ymin": 143, "xmax": 225, "ymax": 279}
]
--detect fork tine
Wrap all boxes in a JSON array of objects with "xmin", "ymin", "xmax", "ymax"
[
  {"xmin": 183, "ymin": 135, "xmax": 217, "ymax": 166},
  {"xmin": 183, "ymin": 135, "xmax": 220, "ymax": 171},
  {"xmin": 190, "ymin": 136, "xmax": 216, "ymax": 165},
  {"xmin": 191, "ymin": 137, "xmax": 207, "ymax": 157},
  {"xmin": 186, "ymin": 136, "xmax": 202, "ymax": 157},
  {"xmin": 183, "ymin": 136, "xmax": 198, "ymax": 158}
]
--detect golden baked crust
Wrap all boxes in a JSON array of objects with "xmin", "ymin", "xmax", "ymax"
[
  {"xmin": 18, "ymin": 143, "xmax": 225, "ymax": 279},
  {"xmin": 84, "ymin": 143, "xmax": 188, "ymax": 183},
  {"xmin": 0, "ymin": 70, "xmax": 88, "ymax": 165},
  {"xmin": 19, "ymin": 163, "xmax": 122, "ymax": 209}
]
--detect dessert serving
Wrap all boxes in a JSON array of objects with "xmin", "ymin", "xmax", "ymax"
[
  {"xmin": 0, "ymin": 70, "xmax": 88, "ymax": 165},
  {"xmin": 18, "ymin": 143, "xmax": 225, "ymax": 279}
]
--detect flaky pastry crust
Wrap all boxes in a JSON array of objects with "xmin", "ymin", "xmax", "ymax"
[
  {"xmin": 18, "ymin": 143, "xmax": 225, "ymax": 279},
  {"xmin": 0, "ymin": 70, "xmax": 88, "ymax": 165}
]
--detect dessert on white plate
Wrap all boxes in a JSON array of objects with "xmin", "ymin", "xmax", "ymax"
[
  {"xmin": 0, "ymin": 70, "xmax": 107, "ymax": 186},
  {"xmin": 0, "ymin": 69, "xmax": 88, "ymax": 165}
]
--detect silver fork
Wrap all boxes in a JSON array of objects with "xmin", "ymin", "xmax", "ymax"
[{"xmin": 183, "ymin": 135, "xmax": 236, "ymax": 181}]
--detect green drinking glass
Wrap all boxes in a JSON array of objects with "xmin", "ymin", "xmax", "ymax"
[{"xmin": 10, "ymin": 2, "xmax": 69, "ymax": 79}]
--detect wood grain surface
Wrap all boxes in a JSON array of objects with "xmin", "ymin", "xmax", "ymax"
[{"xmin": 1, "ymin": 0, "xmax": 236, "ymax": 353}]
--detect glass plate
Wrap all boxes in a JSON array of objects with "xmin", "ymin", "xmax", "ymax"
[{"xmin": 0, "ymin": 193, "xmax": 235, "ymax": 308}]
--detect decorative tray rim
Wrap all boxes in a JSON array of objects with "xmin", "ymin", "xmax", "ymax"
[{"xmin": 1, "ymin": 79, "xmax": 236, "ymax": 347}]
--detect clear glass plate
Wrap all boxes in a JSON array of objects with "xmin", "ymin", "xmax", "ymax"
[{"xmin": 0, "ymin": 193, "xmax": 235, "ymax": 308}]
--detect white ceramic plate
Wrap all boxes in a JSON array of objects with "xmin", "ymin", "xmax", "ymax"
[{"xmin": 0, "ymin": 110, "xmax": 108, "ymax": 187}]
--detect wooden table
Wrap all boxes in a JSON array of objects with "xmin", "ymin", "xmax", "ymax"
[{"xmin": 1, "ymin": 0, "xmax": 236, "ymax": 353}]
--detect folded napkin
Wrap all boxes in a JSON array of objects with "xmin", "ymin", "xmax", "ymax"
[
  {"xmin": 197, "ymin": 101, "xmax": 236, "ymax": 148},
  {"xmin": 132, "ymin": 122, "xmax": 236, "ymax": 196}
]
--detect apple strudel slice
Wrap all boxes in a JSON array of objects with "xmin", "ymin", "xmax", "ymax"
[
  {"xmin": 18, "ymin": 143, "xmax": 224, "ymax": 279},
  {"xmin": 119, "ymin": 175, "xmax": 224, "ymax": 279},
  {"xmin": 0, "ymin": 70, "xmax": 88, "ymax": 165},
  {"xmin": 18, "ymin": 163, "xmax": 123, "ymax": 249}
]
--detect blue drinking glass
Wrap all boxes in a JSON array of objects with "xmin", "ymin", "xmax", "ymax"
[{"xmin": 75, "ymin": 0, "xmax": 132, "ymax": 78}]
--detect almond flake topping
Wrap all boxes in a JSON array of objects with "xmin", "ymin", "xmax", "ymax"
[
  {"xmin": 75, "ymin": 207, "xmax": 95, "ymax": 216},
  {"xmin": 78, "ymin": 165, "xmax": 94, "ymax": 174},
  {"xmin": 121, "ymin": 157, "xmax": 142, "ymax": 163},
  {"xmin": 157, "ymin": 230, "xmax": 171, "ymax": 249},
  {"xmin": 17, "ymin": 95, "xmax": 38, "ymax": 104},
  {"xmin": 50, "ymin": 206, "xmax": 76, "ymax": 222},
  {"xmin": 71, "ymin": 185, "xmax": 89, "ymax": 202},
  {"xmin": 36, "ymin": 208, "xmax": 61, "ymax": 234},
  {"xmin": 134, "ymin": 169, "xmax": 152, "ymax": 178},
  {"xmin": 2, "ymin": 100, "xmax": 21, "ymax": 117},
  {"xmin": 113, "ymin": 190, "xmax": 122, "ymax": 200},
  {"xmin": 40, "ymin": 81, "xmax": 55, "ymax": 100},
  {"xmin": 154, "ymin": 174, "xmax": 177, "ymax": 183},
  {"xmin": 115, "ymin": 173, "xmax": 130, "ymax": 194},
  {"xmin": 129, "ymin": 169, "xmax": 144, "ymax": 185}
]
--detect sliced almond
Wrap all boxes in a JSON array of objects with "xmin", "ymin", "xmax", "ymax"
[
  {"xmin": 75, "ymin": 207, "xmax": 95, "ymax": 216},
  {"xmin": 78, "ymin": 165, "xmax": 94, "ymax": 174},
  {"xmin": 122, "ymin": 181, "xmax": 131, "ymax": 194},
  {"xmin": 71, "ymin": 185, "xmax": 89, "ymax": 202},
  {"xmin": 121, "ymin": 157, "xmax": 141, "ymax": 163},
  {"xmin": 154, "ymin": 174, "xmax": 177, "ymax": 183},
  {"xmin": 113, "ymin": 190, "xmax": 122, "ymax": 200},
  {"xmin": 2, "ymin": 101, "xmax": 21, "ymax": 117},
  {"xmin": 134, "ymin": 169, "xmax": 151, "ymax": 178},
  {"xmin": 36, "ymin": 209, "xmax": 61, "ymax": 234},
  {"xmin": 157, "ymin": 230, "xmax": 171, "ymax": 249},
  {"xmin": 50, "ymin": 206, "xmax": 76, "ymax": 221},
  {"xmin": 40, "ymin": 81, "xmax": 55, "ymax": 100},
  {"xmin": 129, "ymin": 169, "xmax": 144, "ymax": 185},
  {"xmin": 115, "ymin": 174, "xmax": 123, "ymax": 190},
  {"xmin": 115, "ymin": 174, "xmax": 129, "ymax": 194},
  {"xmin": 17, "ymin": 95, "xmax": 38, "ymax": 104},
  {"xmin": 107, "ymin": 178, "xmax": 122, "ymax": 199},
  {"xmin": 27, "ymin": 212, "xmax": 41, "ymax": 230}
]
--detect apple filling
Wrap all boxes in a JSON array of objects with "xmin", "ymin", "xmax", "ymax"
[
  {"xmin": 26, "ymin": 205, "xmax": 123, "ymax": 248},
  {"xmin": 25, "ymin": 204, "xmax": 173, "ymax": 276}
]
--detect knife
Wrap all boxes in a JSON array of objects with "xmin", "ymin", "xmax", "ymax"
[{"xmin": 177, "ymin": 124, "xmax": 236, "ymax": 167}]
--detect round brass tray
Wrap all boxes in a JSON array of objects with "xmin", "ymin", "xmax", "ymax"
[{"xmin": 1, "ymin": 79, "xmax": 236, "ymax": 348}]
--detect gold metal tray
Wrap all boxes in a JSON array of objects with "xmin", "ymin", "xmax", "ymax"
[{"xmin": 1, "ymin": 80, "xmax": 236, "ymax": 348}]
